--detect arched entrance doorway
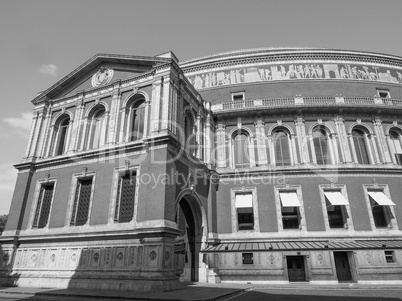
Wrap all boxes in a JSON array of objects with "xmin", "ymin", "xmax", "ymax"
[{"xmin": 175, "ymin": 191, "xmax": 207, "ymax": 282}]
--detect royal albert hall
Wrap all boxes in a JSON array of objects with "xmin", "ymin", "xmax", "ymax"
[{"xmin": 1, "ymin": 48, "xmax": 402, "ymax": 290}]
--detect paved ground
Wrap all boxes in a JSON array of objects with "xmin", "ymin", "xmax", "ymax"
[{"xmin": 0, "ymin": 283, "xmax": 401, "ymax": 301}]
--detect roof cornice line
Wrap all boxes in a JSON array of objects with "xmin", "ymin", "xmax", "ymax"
[{"xmin": 32, "ymin": 53, "xmax": 173, "ymax": 104}]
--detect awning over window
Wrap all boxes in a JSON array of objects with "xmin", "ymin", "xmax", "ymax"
[
  {"xmin": 279, "ymin": 192, "xmax": 301, "ymax": 207},
  {"xmin": 324, "ymin": 191, "xmax": 349, "ymax": 206},
  {"xmin": 202, "ymin": 240, "xmax": 402, "ymax": 253},
  {"xmin": 368, "ymin": 191, "xmax": 396, "ymax": 206},
  {"xmin": 235, "ymin": 193, "xmax": 253, "ymax": 208}
]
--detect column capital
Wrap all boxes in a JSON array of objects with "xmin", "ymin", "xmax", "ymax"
[{"xmin": 254, "ymin": 119, "xmax": 265, "ymax": 127}]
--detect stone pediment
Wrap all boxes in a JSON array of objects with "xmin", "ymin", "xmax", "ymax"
[{"xmin": 32, "ymin": 53, "xmax": 175, "ymax": 104}]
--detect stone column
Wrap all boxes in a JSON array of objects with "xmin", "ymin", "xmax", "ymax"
[
  {"xmin": 290, "ymin": 133, "xmax": 298, "ymax": 165},
  {"xmin": 170, "ymin": 83, "xmax": 178, "ymax": 135},
  {"xmin": 196, "ymin": 112, "xmax": 202, "ymax": 159},
  {"xmin": 64, "ymin": 119, "xmax": 74, "ymax": 152},
  {"xmin": 70, "ymin": 96, "xmax": 85, "ymax": 151},
  {"xmin": 372, "ymin": 117, "xmax": 392, "ymax": 163},
  {"xmin": 203, "ymin": 112, "xmax": 212, "ymax": 166},
  {"xmin": 118, "ymin": 107, "xmax": 127, "ymax": 143},
  {"xmin": 28, "ymin": 111, "xmax": 45, "ymax": 158},
  {"xmin": 38, "ymin": 105, "xmax": 52, "ymax": 158},
  {"xmin": 254, "ymin": 119, "xmax": 268, "ymax": 166},
  {"xmin": 150, "ymin": 79, "xmax": 163, "ymax": 133},
  {"xmin": 330, "ymin": 133, "xmax": 339, "ymax": 164},
  {"xmin": 160, "ymin": 77, "xmax": 172, "ymax": 132},
  {"xmin": 24, "ymin": 112, "xmax": 38, "ymax": 159},
  {"xmin": 216, "ymin": 123, "xmax": 227, "ymax": 168},
  {"xmin": 334, "ymin": 116, "xmax": 352, "ymax": 163},
  {"xmin": 348, "ymin": 133, "xmax": 357, "ymax": 163},
  {"xmin": 368, "ymin": 133, "xmax": 380, "ymax": 164},
  {"xmin": 108, "ymin": 83, "xmax": 122, "ymax": 144},
  {"xmin": 294, "ymin": 117, "xmax": 309, "ymax": 163}
]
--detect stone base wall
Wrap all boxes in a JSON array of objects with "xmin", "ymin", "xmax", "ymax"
[
  {"xmin": 208, "ymin": 249, "xmax": 402, "ymax": 283},
  {"xmin": 0, "ymin": 236, "xmax": 181, "ymax": 292}
]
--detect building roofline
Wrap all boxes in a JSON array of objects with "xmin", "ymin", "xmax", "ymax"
[
  {"xmin": 32, "ymin": 53, "xmax": 173, "ymax": 104},
  {"xmin": 179, "ymin": 47, "xmax": 402, "ymax": 69}
]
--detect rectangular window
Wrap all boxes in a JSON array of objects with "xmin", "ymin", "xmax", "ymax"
[
  {"xmin": 324, "ymin": 191, "xmax": 349, "ymax": 229},
  {"xmin": 377, "ymin": 89, "xmax": 390, "ymax": 98},
  {"xmin": 368, "ymin": 190, "xmax": 395, "ymax": 228},
  {"xmin": 71, "ymin": 178, "xmax": 93, "ymax": 226},
  {"xmin": 231, "ymin": 92, "xmax": 245, "ymax": 101},
  {"xmin": 235, "ymin": 193, "xmax": 254, "ymax": 230},
  {"xmin": 33, "ymin": 183, "xmax": 54, "ymax": 228},
  {"xmin": 385, "ymin": 251, "xmax": 395, "ymax": 263},
  {"xmin": 242, "ymin": 253, "xmax": 253, "ymax": 264},
  {"xmin": 114, "ymin": 172, "xmax": 136, "ymax": 223},
  {"xmin": 279, "ymin": 192, "xmax": 301, "ymax": 229}
]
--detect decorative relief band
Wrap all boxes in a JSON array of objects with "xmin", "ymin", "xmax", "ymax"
[{"xmin": 186, "ymin": 62, "xmax": 402, "ymax": 89}]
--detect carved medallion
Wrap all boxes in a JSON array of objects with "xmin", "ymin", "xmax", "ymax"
[
  {"xmin": 149, "ymin": 251, "xmax": 157, "ymax": 260},
  {"xmin": 117, "ymin": 252, "xmax": 124, "ymax": 261},
  {"xmin": 71, "ymin": 253, "xmax": 77, "ymax": 262},
  {"xmin": 91, "ymin": 67, "xmax": 114, "ymax": 87},
  {"xmin": 93, "ymin": 252, "xmax": 100, "ymax": 263}
]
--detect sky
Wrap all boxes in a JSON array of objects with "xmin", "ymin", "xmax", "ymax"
[{"xmin": 1, "ymin": 0, "xmax": 402, "ymax": 215}]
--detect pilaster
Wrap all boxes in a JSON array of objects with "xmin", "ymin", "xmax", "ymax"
[
  {"xmin": 334, "ymin": 116, "xmax": 352, "ymax": 163},
  {"xmin": 160, "ymin": 76, "xmax": 171, "ymax": 131},
  {"xmin": 108, "ymin": 83, "xmax": 122, "ymax": 144},
  {"xmin": 150, "ymin": 78, "xmax": 163, "ymax": 133},
  {"xmin": 372, "ymin": 117, "xmax": 392, "ymax": 163},
  {"xmin": 216, "ymin": 123, "xmax": 227, "ymax": 168},
  {"xmin": 70, "ymin": 94, "xmax": 85, "ymax": 151},
  {"xmin": 294, "ymin": 116, "xmax": 309, "ymax": 163},
  {"xmin": 254, "ymin": 119, "xmax": 268, "ymax": 166}
]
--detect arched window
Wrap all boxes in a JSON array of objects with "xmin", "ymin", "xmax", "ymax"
[
  {"xmin": 88, "ymin": 108, "xmax": 106, "ymax": 149},
  {"xmin": 184, "ymin": 112, "xmax": 196, "ymax": 156},
  {"xmin": 233, "ymin": 132, "xmax": 250, "ymax": 168},
  {"xmin": 272, "ymin": 129, "xmax": 291, "ymax": 166},
  {"xmin": 54, "ymin": 115, "xmax": 70, "ymax": 156},
  {"xmin": 312, "ymin": 127, "xmax": 330, "ymax": 165},
  {"xmin": 129, "ymin": 99, "xmax": 146, "ymax": 141},
  {"xmin": 389, "ymin": 129, "xmax": 402, "ymax": 165},
  {"xmin": 352, "ymin": 128, "xmax": 370, "ymax": 164}
]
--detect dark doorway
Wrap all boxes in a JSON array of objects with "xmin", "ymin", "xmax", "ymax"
[
  {"xmin": 287, "ymin": 256, "xmax": 306, "ymax": 282},
  {"xmin": 334, "ymin": 251, "xmax": 353, "ymax": 282},
  {"xmin": 177, "ymin": 196, "xmax": 200, "ymax": 282}
]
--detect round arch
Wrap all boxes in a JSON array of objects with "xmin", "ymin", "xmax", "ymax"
[
  {"xmin": 268, "ymin": 124, "xmax": 295, "ymax": 137},
  {"xmin": 347, "ymin": 122, "xmax": 374, "ymax": 135},
  {"xmin": 308, "ymin": 122, "xmax": 335, "ymax": 135},
  {"xmin": 228, "ymin": 126, "xmax": 254, "ymax": 139},
  {"xmin": 122, "ymin": 91, "xmax": 149, "ymax": 108},
  {"xmin": 85, "ymin": 101, "xmax": 109, "ymax": 118},
  {"xmin": 386, "ymin": 125, "xmax": 402, "ymax": 135},
  {"xmin": 51, "ymin": 111, "xmax": 73, "ymax": 126},
  {"xmin": 174, "ymin": 189, "xmax": 208, "ymax": 283}
]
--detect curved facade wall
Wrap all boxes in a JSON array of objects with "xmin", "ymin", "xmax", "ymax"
[
  {"xmin": 181, "ymin": 48, "xmax": 402, "ymax": 284},
  {"xmin": 1, "ymin": 48, "xmax": 402, "ymax": 289}
]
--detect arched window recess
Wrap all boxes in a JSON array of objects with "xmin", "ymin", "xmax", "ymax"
[
  {"xmin": 122, "ymin": 94, "xmax": 147, "ymax": 143},
  {"xmin": 231, "ymin": 129, "xmax": 254, "ymax": 169},
  {"xmin": 51, "ymin": 114, "xmax": 71, "ymax": 156},
  {"xmin": 86, "ymin": 105, "xmax": 108, "ymax": 150}
]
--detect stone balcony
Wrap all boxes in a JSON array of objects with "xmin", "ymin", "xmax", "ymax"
[{"xmin": 211, "ymin": 96, "xmax": 402, "ymax": 115}]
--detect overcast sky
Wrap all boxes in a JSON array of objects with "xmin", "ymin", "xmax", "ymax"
[{"xmin": 1, "ymin": 0, "xmax": 402, "ymax": 214}]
